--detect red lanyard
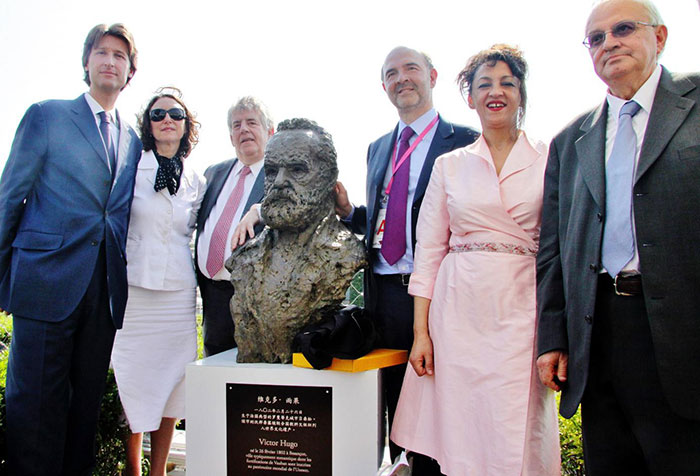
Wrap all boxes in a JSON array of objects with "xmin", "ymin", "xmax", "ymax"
[{"xmin": 385, "ymin": 115, "xmax": 439, "ymax": 195}]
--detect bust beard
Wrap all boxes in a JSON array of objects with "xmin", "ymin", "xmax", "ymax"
[{"xmin": 262, "ymin": 188, "xmax": 334, "ymax": 231}]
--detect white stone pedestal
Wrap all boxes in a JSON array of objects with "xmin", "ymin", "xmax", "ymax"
[{"xmin": 186, "ymin": 349, "xmax": 384, "ymax": 475}]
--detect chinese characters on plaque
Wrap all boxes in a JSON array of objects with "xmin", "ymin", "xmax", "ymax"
[{"xmin": 227, "ymin": 383, "xmax": 332, "ymax": 475}]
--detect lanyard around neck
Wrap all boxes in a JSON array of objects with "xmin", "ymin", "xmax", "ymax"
[{"xmin": 385, "ymin": 115, "xmax": 439, "ymax": 195}]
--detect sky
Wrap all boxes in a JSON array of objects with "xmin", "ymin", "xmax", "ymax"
[{"xmin": 1, "ymin": 0, "xmax": 699, "ymax": 202}]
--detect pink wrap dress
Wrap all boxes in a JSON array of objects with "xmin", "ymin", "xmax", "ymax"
[{"xmin": 391, "ymin": 133, "xmax": 560, "ymax": 475}]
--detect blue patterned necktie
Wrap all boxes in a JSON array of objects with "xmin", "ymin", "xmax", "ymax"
[
  {"xmin": 98, "ymin": 111, "xmax": 117, "ymax": 176},
  {"xmin": 381, "ymin": 126, "xmax": 415, "ymax": 265},
  {"xmin": 602, "ymin": 100, "xmax": 641, "ymax": 277}
]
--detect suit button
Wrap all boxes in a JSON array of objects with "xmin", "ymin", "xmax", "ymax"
[
  {"xmin": 91, "ymin": 241, "xmax": 98, "ymax": 246},
  {"xmin": 589, "ymin": 264, "xmax": 598, "ymax": 272},
  {"xmin": 596, "ymin": 213, "xmax": 603, "ymax": 222},
  {"xmin": 585, "ymin": 314, "xmax": 593, "ymax": 324}
]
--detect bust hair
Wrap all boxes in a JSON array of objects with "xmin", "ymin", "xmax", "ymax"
[
  {"xmin": 457, "ymin": 43, "xmax": 528, "ymax": 120},
  {"xmin": 82, "ymin": 23, "xmax": 138, "ymax": 88},
  {"xmin": 137, "ymin": 87, "xmax": 200, "ymax": 158},
  {"xmin": 276, "ymin": 118, "xmax": 338, "ymax": 183}
]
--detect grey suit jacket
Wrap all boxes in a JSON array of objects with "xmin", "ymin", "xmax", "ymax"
[
  {"xmin": 537, "ymin": 68, "xmax": 700, "ymax": 420},
  {"xmin": 194, "ymin": 158, "xmax": 265, "ymax": 277}
]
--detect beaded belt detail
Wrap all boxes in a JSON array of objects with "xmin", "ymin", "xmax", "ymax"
[{"xmin": 449, "ymin": 242, "xmax": 538, "ymax": 256}]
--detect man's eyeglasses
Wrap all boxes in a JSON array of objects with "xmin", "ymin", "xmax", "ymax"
[
  {"xmin": 583, "ymin": 20, "xmax": 656, "ymax": 49},
  {"xmin": 149, "ymin": 108, "xmax": 186, "ymax": 122}
]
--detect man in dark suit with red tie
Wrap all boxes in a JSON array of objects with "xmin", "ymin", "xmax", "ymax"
[
  {"xmin": 336, "ymin": 46, "xmax": 478, "ymax": 465},
  {"xmin": 195, "ymin": 97, "xmax": 274, "ymax": 356}
]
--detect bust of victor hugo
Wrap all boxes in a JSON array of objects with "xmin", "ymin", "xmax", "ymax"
[{"xmin": 226, "ymin": 118, "xmax": 367, "ymax": 363}]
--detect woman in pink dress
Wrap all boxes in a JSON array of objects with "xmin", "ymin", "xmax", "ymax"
[{"xmin": 391, "ymin": 45, "xmax": 560, "ymax": 475}]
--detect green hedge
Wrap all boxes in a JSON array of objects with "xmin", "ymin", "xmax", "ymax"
[{"xmin": 559, "ymin": 394, "xmax": 585, "ymax": 475}]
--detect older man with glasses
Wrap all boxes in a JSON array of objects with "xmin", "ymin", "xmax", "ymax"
[{"xmin": 536, "ymin": 0, "xmax": 700, "ymax": 474}]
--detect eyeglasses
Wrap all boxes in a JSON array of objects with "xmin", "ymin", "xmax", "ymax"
[
  {"xmin": 149, "ymin": 108, "xmax": 186, "ymax": 122},
  {"xmin": 583, "ymin": 20, "xmax": 656, "ymax": 49}
]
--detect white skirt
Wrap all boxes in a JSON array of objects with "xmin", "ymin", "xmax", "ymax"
[{"xmin": 111, "ymin": 285, "xmax": 197, "ymax": 433}]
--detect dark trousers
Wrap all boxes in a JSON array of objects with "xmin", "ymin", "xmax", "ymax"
[
  {"xmin": 581, "ymin": 275, "xmax": 700, "ymax": 475},
  {"xmin": 199, "ymin": 274, "xmax": 236, "ymax": 357},
  {"xmin": 410, "ymin": 452, "xmax": 445, "ymax": 476},
  {"xmin": 372, "ymin": 273, "xmax": 414, "ymax": 462},
  {"xmin": 6, "ymin": 246, "xmax": 116, "ymax": 476}
]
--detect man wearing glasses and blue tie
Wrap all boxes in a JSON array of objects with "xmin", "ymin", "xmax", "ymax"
[
  {"xmin": 536, "ymin": 1, "xmax": 700, "ymax": 474},
  {"xmin": 0, "ymin": 24, "xmax": 141, "ymax": 475}
]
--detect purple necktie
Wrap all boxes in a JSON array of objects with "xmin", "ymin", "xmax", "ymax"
[
  {"xmin": 381, "ymin": 126, "xmax": 414, "ymax": 265},
  {"xmin": 98, "ymin": 111, "xmax": 117, "ymax": 176}
]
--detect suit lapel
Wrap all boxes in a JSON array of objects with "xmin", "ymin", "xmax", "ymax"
[
  {"xmin": 114, "ymin": 110, "xmax": 135, "ymax": 186},
  {"xmin": 575, "ymin": 103, "xmax": 607, "ymax": 210},
  {"xmin": 69, "ymin": 96, "xmax": 111, "ymax": 175},
  {"xmin": 636, "ymin": 70, "xmax": 696, "ymax": 183},
  {"xmin": 243, "ymin": 167, "xmax": 265, "ymax": 213},
  {"xmin": 200, "ymin": 159, "xmax": 236, "ymax": 228},
  {"xmin": 138, "ymin": 149, "xmax": 158, "ymax": 186},
  {"xmin": 415, "ymin": 117, "xmax": 453, "ymax": 204},
  {"xmin": 368, "ymin": 129, "xmax": 396, "ymax": 232}
]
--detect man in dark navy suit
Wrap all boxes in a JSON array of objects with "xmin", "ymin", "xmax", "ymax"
[
  {"xmin": 335, "ymin": 46, "xmax": 479, "ymax": 464},
  {"xmin": 0, "ymin": 23, "xmax": 141, "ymax": 475},
  {"xmin": 195, "ymin": 97, "xmax": 274, "ymax": 356}
]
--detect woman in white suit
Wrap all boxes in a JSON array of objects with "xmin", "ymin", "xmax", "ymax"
[{"xmin": 111, "ymin": 88, "xmax": 206, "ymax": 476}]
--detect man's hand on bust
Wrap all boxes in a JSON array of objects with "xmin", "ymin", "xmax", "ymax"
[
  {"xmin": 231, "ymin": 204, "xmax": 262, "ymax": 251},
  {"xmin": 334, "ymin": 181, "xmax": 353, "ymax": 219}
]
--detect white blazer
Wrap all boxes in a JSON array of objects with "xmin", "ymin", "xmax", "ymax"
[{"xmin": 126, "ymin": 149, "xmax": 207, "ymax": 290}]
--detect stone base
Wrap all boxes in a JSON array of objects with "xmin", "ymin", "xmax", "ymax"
[{"xmin": 186, "ymin": 349, "xmax": 384, "ymax": 475}]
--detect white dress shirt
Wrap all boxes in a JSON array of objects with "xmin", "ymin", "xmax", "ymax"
[
  {"xmin": 84, "ymin": 92, "xmax": 120, "ymax": 173},
  {"xmin": 196, "ymin": 158, "xmax": 264, "ymax": 281},
  {"xmin": 373, "ymin": 108, "xmax": 439, "ymax": 275},
  {"xmin": 126, "ymin": 149, "xmax": 207, "ymax": 290},
  {"xmin": 604, "ymin": 64, "xmax": 662, "ymax": 274}
]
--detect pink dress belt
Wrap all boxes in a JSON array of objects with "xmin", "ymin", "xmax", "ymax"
[{"xmin": 449, "ymin": 242, "xmax": 538, "ymax": 256}]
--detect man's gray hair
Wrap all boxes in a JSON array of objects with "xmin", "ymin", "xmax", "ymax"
[
  {"xmin": 227, "ymin": 96, "xmax": 274, "ymax": 132},
  {"xmin": 591, "ymin": 0, "xmax": 664, "ymax": 25}
]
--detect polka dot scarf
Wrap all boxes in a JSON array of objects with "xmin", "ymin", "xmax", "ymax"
[{"xmin": 153, "ymin": 150, "xmax": 184, "ymax": 196}]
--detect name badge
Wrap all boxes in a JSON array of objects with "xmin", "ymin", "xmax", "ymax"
[{"xmin": 372, "ymin": 208, "xmax": 386, "ymax": 249}]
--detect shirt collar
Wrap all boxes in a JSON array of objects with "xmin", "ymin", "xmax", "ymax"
[
  {"xmin": 606, "ymin": 64, "xmax": 662, "ymax": 117},
  {"xmin": 234, "ymin": 157, "xmax": 264, "ymax": 177},
  {"xmin": 84, "ymin": 92, "xmax": 118, "ymax": 125},
  {"xmin": 398, "ymin": 108, "xmax": 438, "ymax": 137}
]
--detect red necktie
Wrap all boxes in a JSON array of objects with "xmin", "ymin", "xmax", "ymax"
[
  {"xmin": 381, "ymin": 127, "xmax": 414, "ymax": 265},
  {"xmin": 206, "ymin": 166, "xmax": 251, "ymax": 277}
]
